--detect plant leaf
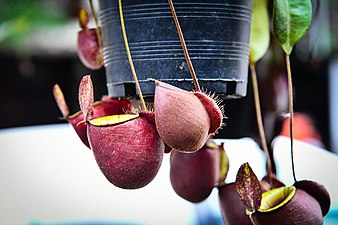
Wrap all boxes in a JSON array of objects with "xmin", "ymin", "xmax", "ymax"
[
  {"xmin": 235, "ymin": 162, "xmax": 262, "ymax": 213},
  {"xmin": 249, "ymin": 0, "xmax": 270, "ymax": 64},
  {"xmin": 78, "ymin": 75, "xmax": 94, "ymax": 121},
  {"xmin": 89, "ymin": 114, "xmax": 139, "ymax": 126},
  {"xmin": 273, "ymin": 0, "xmax": 312, "ymax": 55},
  {"xmin": 52, "ymin": 84, "xmax": 69, "ymax": 118}
]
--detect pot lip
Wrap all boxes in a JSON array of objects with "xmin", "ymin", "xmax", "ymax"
[{"xmin": 258, "ymin": 186, "xmax": 296, "ymax": 213}]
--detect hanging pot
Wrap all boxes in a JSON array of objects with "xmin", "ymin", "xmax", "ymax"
[{"xmin": 98, "ymin": 0, "xmax": 252, "ymax": 99}]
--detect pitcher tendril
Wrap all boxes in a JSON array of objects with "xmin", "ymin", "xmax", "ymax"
[
  {"xmin": 89, "ymin": 0, "xmax": 103, "ymax": 51},
  {"xmin": 118, "ymin": 0, "xmax": 147, "ymax": 110},
  {"xmin": 249, "ymin": 63, "xmax": 273, "ymax": 180},
  {"xmin": 168, "ymin": 0, "xmax": 201, "ymax": 92},
  {"xmin": 286, "ymin": 54, "xmax": 296, "ymax": 183}
]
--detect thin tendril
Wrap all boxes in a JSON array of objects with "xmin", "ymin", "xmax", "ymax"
[
  {"xmin": 118, "ymin": 0, "xmax": 147, "ymax": 110},
  {"xmin": 89, "ymin": 0, "xmax": 103, "ymax": 51},
  {"xmin": 168, "ymin": 0, "xmax": 201, "ymax": 92},
  {"xmin": 286, "ymin": 54, "xmax": 297, "ymax": 183},
  {"xmin": 249, "ymin": 63, "xmax": 273, "ymax": 180}
]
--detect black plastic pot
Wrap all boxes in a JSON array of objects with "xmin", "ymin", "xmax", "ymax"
[{"xmin": 98, "ymin": 0, "xmax": 252, "ymax": 99}]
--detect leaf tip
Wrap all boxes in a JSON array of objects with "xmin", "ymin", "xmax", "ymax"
[
  {"xmin": 52, "ymin": 83, "xmax": 70, "ymax": 118},
  {"xmin": 235, "ymin": 162, "xmax": 262, "ymax": 213},
  {"xmin": 79, "ymin": 75, "xmax": 94, "ymax": 121},
  {"xmin": 77, "ymin": 7, "xmax": 89, "ymax": 29}
]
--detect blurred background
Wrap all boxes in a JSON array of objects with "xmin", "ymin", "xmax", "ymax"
[
  {"xmin": 1, "ymin": 0, "xmax": 337, "ymax": 153},
  {"xmin": 0, "ymin": 0, "xmax": 108, "ymax": 128}
]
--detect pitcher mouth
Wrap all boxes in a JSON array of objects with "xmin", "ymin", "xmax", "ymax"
[
  {"xmin": 258, "ymin": 186, "xmax": 296, "ymax": 212},
  {"xmin": 88, "ymin": 114, "xmax": 139, "ymax": 126}
]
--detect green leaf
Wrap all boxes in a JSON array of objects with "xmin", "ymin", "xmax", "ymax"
[
  {"xmin": 78, "ymin": 75, "xmax": 94, "ymax": 121},
  {"xmin": 249, "ymin": 0, "xmax": 270, "ymax": 64},
  {"xmin": 273, "ymin": 0, "xmax": 312, "ymax": 55},
  {"xmin": 235, "ymin": 163, "xmax": 262, "ymax": 213}
]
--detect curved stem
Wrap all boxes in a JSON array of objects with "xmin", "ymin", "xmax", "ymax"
[
  {"xmin": 168, "ymin": 0, "xmax": 201, "ymax": 92},
  {"xmin": 89, "ymin": 0, "xmax": 103, "ymax": 51},
  {"xmin": 118, "ymin": 0, "xmax": 147, "ymax": 110},
  {"xmin": 285, "ymin": 54, "xmax": 297, "ymax": 183},
  {"xmin": 249, "ymin": 63, "xmax": 273, "ymax": 180}
]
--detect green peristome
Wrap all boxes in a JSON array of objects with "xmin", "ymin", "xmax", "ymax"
[
  {"xmin": 249, "ymin": 0, "xmax": 270, "ymax": 64},
  {"xmin": 273, "ymin": 0, "xmax": 312, "ymax": 55},
  {"xmin": 251, "ymin": 186, "xmax": 323, "ymax": 225},
  {"xmin": 89, "ymin": 114, "xmax": 139, "ymax": 126},
  {"xmin": 259, "ymin": 186, "xmax": 295, "ymax": 212}
]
